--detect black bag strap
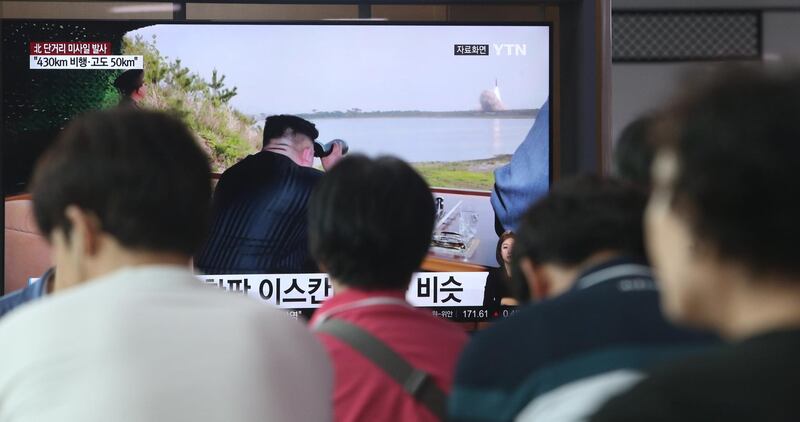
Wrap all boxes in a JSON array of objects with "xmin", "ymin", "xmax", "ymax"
[{"xmin": 315, "ymin": 318, "xmax": 447, "ymax": 420}]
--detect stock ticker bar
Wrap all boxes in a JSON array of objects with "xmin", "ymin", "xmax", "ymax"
[{"xmin": 29, "ymin": 55, "xmax": 144, "ymax": 70}]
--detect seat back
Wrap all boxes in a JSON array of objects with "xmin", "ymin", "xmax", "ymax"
[{"xmin": 4, "ymin": 198, "xmax": 51, "ymax": 294}]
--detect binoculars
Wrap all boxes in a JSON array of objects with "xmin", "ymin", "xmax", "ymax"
[{"xmin": 314, "ymin": 139, "xmax": 349, "ymax": 158}]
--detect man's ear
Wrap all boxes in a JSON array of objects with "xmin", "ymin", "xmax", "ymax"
[
  {"xmin": 520, "ymin": 257, "xmax": 549, "ymax": 301},
  {"xmin": 301, "ymin": 146, "xmax": 315, "ymax": 167},
  {"xmin": 64, "ymin": 205, "xmax": 102, "ymax": 257}
]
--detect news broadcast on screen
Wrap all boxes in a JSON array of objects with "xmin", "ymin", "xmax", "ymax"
[{"xmin": 2, "ymin": 21, "xmax": 551, "ymax": 321}]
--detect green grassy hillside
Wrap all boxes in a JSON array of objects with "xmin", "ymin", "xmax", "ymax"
[{"xmin": 122, "ymin": 35, "xmax": 261, "ymax": 171}]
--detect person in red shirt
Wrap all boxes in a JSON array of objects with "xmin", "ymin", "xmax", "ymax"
[{"xmin": 308, "ymin": 155, "xmax": 468, "ymax": 422}]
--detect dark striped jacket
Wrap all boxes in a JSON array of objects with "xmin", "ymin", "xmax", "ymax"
[{"xmin": 195, "ymin": 151, "xmax": 322, "ymax": 275}]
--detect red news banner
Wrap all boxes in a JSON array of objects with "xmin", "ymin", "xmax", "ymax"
[
  {"xmin": 29, "ymin": 41, "xmax": 142, "ymax": 70},
  {"xmin": 30, "ymin": 41, "xmax": 112, "ymax": 55}
]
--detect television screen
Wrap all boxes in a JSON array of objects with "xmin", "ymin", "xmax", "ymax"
[{"xmin": 2, "ymin": 21, "xmax": 550, "ymax": 322}]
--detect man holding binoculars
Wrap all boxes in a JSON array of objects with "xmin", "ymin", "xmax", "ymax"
[{"xmin": 195, "ymin": 114, "xmax": 346, "ymax": 275}]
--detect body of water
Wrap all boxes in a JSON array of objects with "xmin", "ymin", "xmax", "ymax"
[{"xmin": 302, "ymin": 117, "xmax": 535, "ymax": 163}]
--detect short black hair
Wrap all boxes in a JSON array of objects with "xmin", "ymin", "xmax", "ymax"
[
  {"xmin": 308, "ymin": 155, "xmax": 435, "ymax": 289},
  {"xmin": 614, "ymin": 113, "xmax": 657, "ymax": 188},
  {"xmin": 514, "ymin": 174, "xmax": 647, "ymax": 267},
  {"xmin": 262, "ymin": 115, "xmax": 319, "ymax": 149},
  {"xmin": 31, "ymin": 109, "xmax": 212, "ymax": 255},
  {"xmin": 113, "ymin": 69, "xmax": 144, "ymax": 96},
  {"xmin": 655, "ymin": 66, "xmax": 800, "ymax": 277}
]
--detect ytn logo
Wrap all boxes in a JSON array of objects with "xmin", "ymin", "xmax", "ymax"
[{"xmin": 493, "ymin": 43, "xmax": 527, "ymax": 56}]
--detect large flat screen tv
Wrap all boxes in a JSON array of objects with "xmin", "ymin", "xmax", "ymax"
[{"xmin": 2, "ymin": 20, "xmax": 551, "ymax": 322}]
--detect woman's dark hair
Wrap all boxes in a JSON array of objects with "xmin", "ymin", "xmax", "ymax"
[
  {"xmin": 496, "ymin": 231, "xmax": 515, "ymax": 266},
  {"xmin": 308, "ymin": 155, "xmax": 435, "ymax": 289},
  {"xmin": 31, "ymin": 109, "xmax": 212, "ymax": 255},
  {"xmin": 113, "ymin": 69, "xmax": 144, "ymax": 96},
  {"xmin": 654, "ymin": 66, "xmax": 800, "ymax": 277}
]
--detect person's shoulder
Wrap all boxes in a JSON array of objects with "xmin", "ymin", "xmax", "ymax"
[
  {"xmin": 644, "ymin": 330, "xmax": 800, "ymax": 387},
  {"xmin": 450, "ymin": 306, "xmax": 555, "ymax": 421},
  {"xmin": 590, "ymin": 344, "xmax": 755, "ymax": 422},
  {"xmin": 589, "ymin": 373, "xmax": 675, "ymax": 422},
  {"xmin": 181, "ymin": 282, "xmax": 333, "ymax": 406},
  {"xmin": 0, "ymin": 275, "xmax": 49, "ymax": 315},
  {"xmin": 0, "ymin": 297, "xmax": 39, "ymax": 336},
  {"xmin": 0, "ymin": 286, "xmax": 38, "ymax": 319},
  {"xmin": 0, "ymin": 283, "xmax": 83, "ymax": 341},
  {"xmin": 463, "ymin": 275, "xmax": 672, "ymax": 366},
  {"xmin": 479, "ymin": 288, "xmax": 587, "ymax": 340},
  {"xmin": 323, "ymin": 303, "xmax": 469, "ymax": 353},
  {"xmin": 485, "ymin": 266, "xmax": 504, "ymax": 282},
  {"xmin": 456, "ymin": 287, "xmax": 641, "ymax": 384},
  {"xmin": 198, "ymin": 283, "xmax": 318, "ymax": 339},
  {"xmin": 165, "ymin": 278, "xmax": 330, "ymax": 361},
  {"xmin": 215, "ymin": 153, "xmax": 258, "ymax": 184},
  {"xmin": 641, "ymin": 331, "xmax": 800, "ymax": 380},
  {"xmin": 362, "ymin": 304, "xmax": 470, "ymax": 346},
  {"xmin": 296, "ymin": 164, "xmax": 324, "ymax": 181},
  {"xmin": 534, "ymin": 272, "xmax": 698, "ymax": 341},
  {"xmin": 470, "ymin": 304, "xmax": 544, "ymax": 351},
  {"xmin": 592, "ymin": 344, "xmax": 740, "ymax": 421},
  {"xmin": 183, "ymin": 278, "xmax": 283, "ymax": 317},
  {"xmin": 455, "ymin": 304, "xmax": 545, "ymax": 379},
  {"xmin": 410, "ymin": 307, "xmax": 470, "ymax": 343}
]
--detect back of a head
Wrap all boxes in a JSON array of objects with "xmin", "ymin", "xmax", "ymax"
[
  {"xmin": 515, "ymin": 174, "xmax": 648, "ymax": 270},
  {"xmin": 113, "ymin": 69, "xmax": 144, "ymax": 96},
  {"xmin": 614, "ymin": 114, "xmax": 657, "ymax": 189},
  {"xmin": 262, "ymin": 114, "xmax": 319, "ymax": 148},
  {"xmin": 654, "ymin": 66, "xmax": 800, "ymax": 278},
  {"xmin": 308, "ymin": 155, "xmax": 435, "ymax": 290},
  {"xmin": 31, "ymin": 109, "xmax": 212, "ymax": 255}
]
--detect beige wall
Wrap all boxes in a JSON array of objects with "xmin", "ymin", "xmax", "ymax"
[{"xmin": 612, "ymin": 10, "xmax": 800, "ymax": 143}]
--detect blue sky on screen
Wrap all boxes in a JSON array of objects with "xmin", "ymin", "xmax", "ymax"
[{"xmin": 128, "ymin": 24, "xmax": 549, "ymax": 115}]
